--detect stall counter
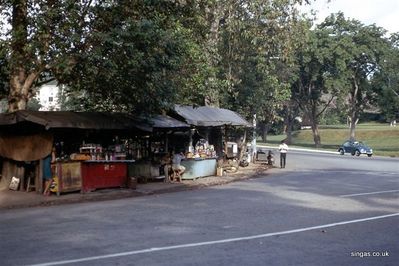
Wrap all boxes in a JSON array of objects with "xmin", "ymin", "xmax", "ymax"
[
  {"xmin": 52, "ymin": 161, "xmax": 82, "ymax": 196},
  {"xmin": 180, "ymin": 158, "xmax": 217, "ymax": 180},
  {"xmin": 53, "ymin": 160, "xmax": 135, "ymax": 194}
]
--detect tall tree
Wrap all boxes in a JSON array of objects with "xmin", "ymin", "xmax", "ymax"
[
  {"xmin": 318, "ymin": 13, "xmax": 390, "ymax": 140},
  {"xmin": 60, "ymin": 1, "xmax": 199, "ymax": 114},
  {"xmin": 0, "ymin": 1, "xmax": 201, "ymax": 114},
  {"xmin": 290, "ymin": 22, "xmax": 342, "ymax": 146},
  {"xmin": 0, "ymin": 0, "xmax": 97, "ymax": 112},
  {"xmin": 1, "ymin": 0, "xmax": 313, "ymax": 119},
  {"xmin": 214, "ymin": 0, "xmax": 309, "ymax": 125}
]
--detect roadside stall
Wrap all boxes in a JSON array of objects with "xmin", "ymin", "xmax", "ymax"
[
  {"xmin": 52, "ymin": 145, "xmax": 136, "ymax": 195},
  {"xmin": 0, "ymin": 107, "xmax": 249, "ymax": 193},
  {"xmin": 168, "ymin": 105, "xmax": 251, "ymax": 180},
  {"xmin": 126, "ymin": 115, "xmax": 190, "ymax": 182},
  {"xmin": 0, "ymin": 111, "xmax": 188, "ymax": 194}
]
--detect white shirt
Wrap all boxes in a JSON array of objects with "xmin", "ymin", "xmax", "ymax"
[
  {"xmin": 279, "ymin": 143, "xmax": 289, "ymax": 153},
  {"xmin": 172, "ymin": 153, "xmax": 185, "ymax": 166}
]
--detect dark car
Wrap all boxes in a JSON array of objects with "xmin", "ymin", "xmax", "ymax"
[{"xmin": 338, "ymin": 140, "xmax": 373, "ymax": 157}]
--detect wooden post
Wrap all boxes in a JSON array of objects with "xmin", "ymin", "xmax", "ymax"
[
  {"xmin": 17, "ymin": 164, "xmax": 25, "ymax": 192},
  {"xmin": 0, "ymin": 159, "xmax": 13, "ymax": 190},
  {"xmin": 224, "ymin": 125, "xmax": 228, "ymax": 158},
  {"xmin": 36, "ymin": 160, "xmax": 43, "ymax": 194},
  {"xmin": 164, "ymin": 131, "xmax": 169, "ymax": 153}
]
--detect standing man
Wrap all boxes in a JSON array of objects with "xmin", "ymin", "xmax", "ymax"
[{"xmin": 278, "ymin": 140, "xmax": 289, "ymax": 168}]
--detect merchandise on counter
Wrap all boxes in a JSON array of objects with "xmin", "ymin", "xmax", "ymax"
[{"xmin": 185, "ymin": 139, "xmax": 217, "ymax": 159}]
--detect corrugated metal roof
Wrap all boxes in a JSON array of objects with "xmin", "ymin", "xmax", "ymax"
[
  {"xmin": 150, "ymin": 114, "xmax": 190, "ymax": 129},
  {"xmin": 0, "ymin": 111, "xmax": 189, "ymax": 131},
  {"xmin": 174, "ymin": 105, "xmax": 250, "ymax": 127}
]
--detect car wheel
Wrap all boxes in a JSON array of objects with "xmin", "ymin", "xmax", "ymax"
[
  {"xmin": 351, "ymin": 151, "xmax": 355, "ymax": 156},
  {"xmin": 367, "ymin": 154, "xmax": 372, "ymax": 157},
  {"xmin": 339, "ymin": 149, "xmax": 344, "ymax": 155},
  {"xmin": 355, "ymin": 150, "xmax": 361, "ymax": 156}
]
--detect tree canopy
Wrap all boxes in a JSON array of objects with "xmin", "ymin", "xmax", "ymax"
[
  {"xmin": 317, "ymin": 13, "xmax": 391, "ymax": 140},
  {"xmin": 0, "ymin": 1, "xmax": 398, "ymax": 145},
  {"xmin": 0, "ymin": 0, "xmax": 307, "ymax": 115},
  {"xmin": 371, "ymin": 33, "xmax": 399, "ymax": 123},
  {"xmin": 286, "ymin": 12, "xmax": 396, "ymax": 144}
]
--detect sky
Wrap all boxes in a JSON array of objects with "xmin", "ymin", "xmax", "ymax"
[
  {"xmin": 301, "ymin": 0, "xmax": 399, "ymax": 34},
  {"xmin": 1, "ymin": 1, "xmax": 398, "ymax": 36}
]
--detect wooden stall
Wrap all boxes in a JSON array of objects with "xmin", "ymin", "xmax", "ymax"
[
  {"xmin": 0, "ymin": 111, "xmax": 189, "ymax": 194},
  {"xmin": 168, "ymin": 105, "xmax": 251, "ymax": 180}
]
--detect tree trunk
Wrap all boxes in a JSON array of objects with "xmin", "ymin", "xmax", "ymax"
[
  {"xmin": 203, "ymin": 2, "xmax": 224, "ymax": 106},
  {"xmin": 261, "ymin": 123, "xmax": 270, "ymax": 142},
  {"xmin": 308, "ymin": 105, "xmax": 322, "ymax": 147},
  {"xmin": 311, "ymin": 121, "xmax": 321, "ymax": 147},
  {"xmin": 8, "ymin": 81, "xmax": 29, "ymax": 112},
  {"xmin": 8, "ymin": 69, "xmax": 40, "ymax": 112},
  {"xmin": 348, "ymin": 115, "xmax": 358, "ymax": 141},
  {"xmin": 238, "ymin": 130, "xmax": 247, "ymax": 160},
  {"xmin": 8, "ymin": 0, "xmax": 39, "ymax": 112},
  {"xmin": 348, "ymin": 76, "xmax": 360, "ymax": 141},
  {"xmin": 285, "ymin": 119, "xmax": 293, "ymax": 145}
]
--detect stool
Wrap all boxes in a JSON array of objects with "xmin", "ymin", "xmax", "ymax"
[
  {"xmin": 172, "ymin": 169, "xmax": 182, "ymax": 182},
  {"xmin": 26, "ymin": 176, "xmax": 36, "ymax": 192}
]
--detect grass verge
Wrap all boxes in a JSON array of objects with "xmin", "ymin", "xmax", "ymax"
[{"xmin": 261, "ymin": 123, "xmax": 399, "ymax": 157}]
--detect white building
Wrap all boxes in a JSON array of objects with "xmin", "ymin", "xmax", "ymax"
[{"xmin": 34, "ymin": 80, "xmax": 62, "ymax": 111}]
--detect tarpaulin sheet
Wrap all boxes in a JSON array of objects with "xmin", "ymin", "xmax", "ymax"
[{"xmin": 0, "ymin": 132, "xmax": 53, "ymax": 161}]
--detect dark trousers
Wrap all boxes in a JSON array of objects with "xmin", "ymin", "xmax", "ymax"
[{"xmin": 280, "ymin": 153, "xmax": 287, "ymax": 168}]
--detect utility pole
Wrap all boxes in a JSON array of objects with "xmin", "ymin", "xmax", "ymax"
[{"xmin": 251, "ymin": 114, "xmax": 257, "ymax": 162}]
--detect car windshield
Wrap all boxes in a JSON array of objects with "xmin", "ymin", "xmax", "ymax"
[{"xmin": 355, "ymin": 141, "xmax": 367, "ymax": 146}]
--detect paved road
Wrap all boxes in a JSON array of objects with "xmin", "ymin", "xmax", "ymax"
[{"xmin": 0, "ymin": 151, "xmax": 398, "ymax": 266}]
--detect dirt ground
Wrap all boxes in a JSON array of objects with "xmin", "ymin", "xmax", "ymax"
[{"xmin": 0, "ymin": 162, "xmax": 271, "ymax": 210}]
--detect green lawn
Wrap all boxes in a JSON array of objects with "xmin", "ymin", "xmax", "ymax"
[{"xmin": 261, "ymin": 123, "xmax": 399, "ymax": 157}]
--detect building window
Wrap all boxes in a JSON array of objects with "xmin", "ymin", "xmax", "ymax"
[{"xmin": 49, "ymin": 97, "xmax": 53, "ymax": 102}]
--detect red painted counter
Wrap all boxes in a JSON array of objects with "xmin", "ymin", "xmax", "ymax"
[
  {"xmin": 54, "ymin": 160, "xmax": 134, "ymax": 194},
  {"xmin": 81, "ymin": 161, "xmax": 134, "ymax": 192}
]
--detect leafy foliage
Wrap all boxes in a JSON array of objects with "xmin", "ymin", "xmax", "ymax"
[
  {"xmin": 289, "ymin": 12, "xmax": 393, "ymax": 143},
  {"xmin": 1, "ymin": 0, "xmax": 397, "ymax": 146},
  {"xmin": 0, "ymin": 0, "xmax": 97, "ymax": 111},
  {"xmin": 209, "ymin": 1, "xmax": 307, "ymax": 119},
  {"xmin": 0, "ymin": 40, "xmax": 8, "ymax": 98},
  {"xmin": 319, "ymin": 13, "xmax": 390, "ymax": 140},
  {"xmin": 53, "ymin": 1, "xmax": 203, "ymax": 115},
  {"xmin": 371, "ymin": 33, "xmax": 399, "ymax": 122}
]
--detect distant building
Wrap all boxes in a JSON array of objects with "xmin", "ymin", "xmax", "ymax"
[{"xmin": 34, "ymin": 80, "xmax": 62, "ymax": 111}]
